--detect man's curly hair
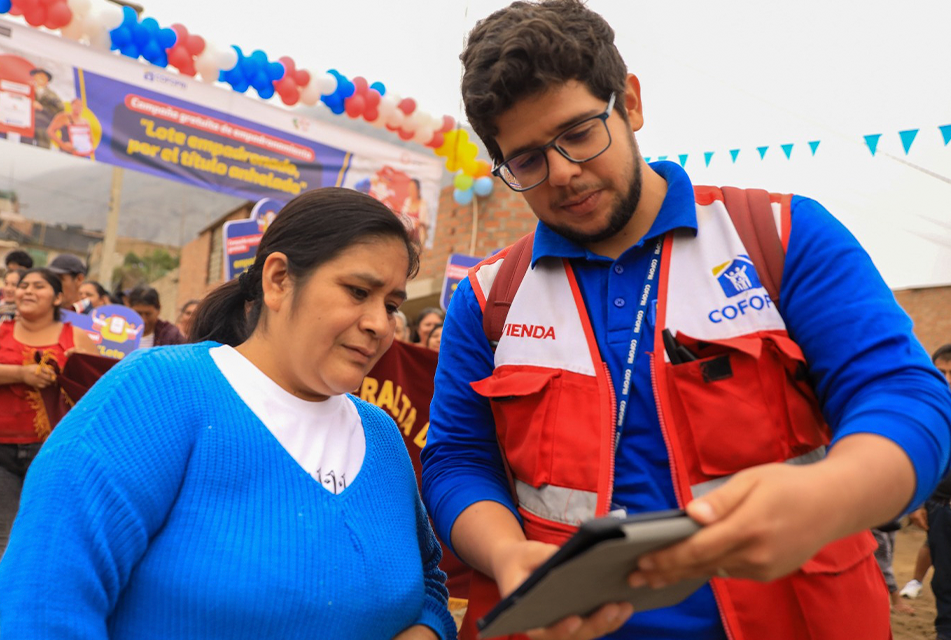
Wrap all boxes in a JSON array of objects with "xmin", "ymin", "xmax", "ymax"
[{"xmin": 461, "ymin": 0, "xmax": 629, "ymax": 163}]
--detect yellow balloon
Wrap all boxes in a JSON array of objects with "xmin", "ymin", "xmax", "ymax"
[{"xmin": 461, "ymin": 158, "xmax": 480, "ymax": 177}]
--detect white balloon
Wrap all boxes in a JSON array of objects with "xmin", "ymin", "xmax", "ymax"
[
  {"xmin": 216, "ymin": 46, "xmax": 239, "ymax": 73},
  {"xmin": 413, "ymin": 126, "xmax": 434, "ymax": 145},
  {"xmin": 97, "ymin": 3, "xmax": 124, "ymax": 30},
  {"xmin": 378, "ymin": 94, "xmax": 397, "ymax": 117},
  {"xmin": 385, "ymin": 109, "xmax": 404, "ymax": 129},
  {"xmin": 60, "ymin": 18, "xmax": 86, "ymax": 41},
  {"xmin": 67, "ymin": 0, "xmax": 92, "ymax": 18},
  {"xmin": 300, "ymin": 85, "xmax": 321, "ymax": 106},
  {"xmin": 195, "ymin": 57, "xmax": 220, "ymax": 83},
  {"xmin": 318, "ymin": 73, "xmax": 337, "ymax": 96}
]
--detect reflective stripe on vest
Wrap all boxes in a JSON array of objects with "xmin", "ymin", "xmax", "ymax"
[
  {"xmin": 515, "ymin": 480, "xmax": 598, "ymax": 526},
  {"xmin": 689, "ymin": 446, "xmax": 826, "ymax": 498}
]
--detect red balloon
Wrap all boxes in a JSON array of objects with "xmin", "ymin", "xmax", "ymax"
[
  {"xmin": 352, "ymin": 76, "xmax": 369, "ymax": 95},
  {"xmin": 438, "ymin": 115, "xmax": 455, "ymax": 133},
  {"xmin": 398, "ymin": 98, "xmax": 416, "ymax": 116},
  {"xmin": 8, "ymin": 0, "xmax": 28, "ymax": 17},
  {"xmin": 345, "ymin": 94, "xmax": 366, "ymax": 118},
  {"xmin": 385, "ymin": 123, "xmax": 400, "ymax": 132},
  {"xmin": 171, "ymin": 23, "xmax": 188, "ymax": 38},
  {"xmin": 45, "ymin": 1, "xmax": 71, "ymax": 28},
  {"xmin": 280, "ymin": 88, "xmax": 300, "ymax": 106},
  {"xmin": 23, "ymin": 5, "xmax": 47, "ymax": 26},
  {"xmin": 293, "ymin": 69, "xmax": 310, "ymax": 87},
  {"xmin": 365, "ymin": 89, "xmax": 381, "ymax": 108},
  {"xmin": 38, "ymin": 0, "xmax": 57, "ymax": 6},
  {"xmin": 398, "ymin": 128, "xmax": 414, "ymax": 141},
  {"xmin": 186, "ymin": 34, "xmax": 205, "ymax": 56},
  {"xmin": 427, "ymin": 132, "xmax": 445, "ymax": 149},
  {"xmin": 363, "ymin": 107, "xmax": 379, "ymax": 122},
  {"xmin": 278, "ymin": 56, "xmax": 296, "ymax": 73},
  {"xmin": 168, "ymin": 47, "xmax": 191, "ymax": 69}
]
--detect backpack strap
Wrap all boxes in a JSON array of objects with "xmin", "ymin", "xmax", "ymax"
[
  {"xmin": 720, "ymin": 187, "xmax": 785, "ymax": 306},
  {"xmin": 482, "ymin": 232, "xmax": 535, "ymax": 350}
]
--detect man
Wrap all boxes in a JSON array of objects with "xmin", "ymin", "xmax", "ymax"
[
  {"xmin": 901, "ymin": 345, "xmax": 951, "ymax": 639},
  {"xmin": 47, "ymin": 253, "xmax": 90, "ymax": 314},
  {"xmin": 47, "ymin": 99, "xmax": 94, "ymax": 157},
  {"xmin": 26, "ymin": 68, "xmax": 63, "ymax": 149},
  {"xmin": 127, "ymin": 286, "xmax": 185, "ymax": 348},
  {"xmin": 3, "ymin": 250, "xmax": 33, "ymax": 271},
  {"xmin": 420, "ymin": 2, "xmax": 951, "ymax": 640}
]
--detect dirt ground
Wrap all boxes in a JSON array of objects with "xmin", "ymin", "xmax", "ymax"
[{"xmin": 892, "ymin": 525, "xmax": 937, "ymax": 640}]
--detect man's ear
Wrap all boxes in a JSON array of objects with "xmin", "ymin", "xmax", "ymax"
[
  {"xmin": 261, "ymin": 252, "xmax": 292, "ymax": 313},
  {"xmin": 624, "ymin": 74, "xmax": 644, "ymax": 133}
]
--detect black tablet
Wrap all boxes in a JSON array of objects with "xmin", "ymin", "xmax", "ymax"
[{"xmin": 477, "ymin": 510, "xmax": 706, "ymax": 638}]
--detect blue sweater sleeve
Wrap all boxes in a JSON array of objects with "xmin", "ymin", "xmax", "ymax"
[
  {"xmin": 781, "ymin": 197, "xmax": 951, "ymax": 507},
  {"xmin": 0, "ymin": 348, "xmax": 200, "ymax": 638},
  {"xmin": 412, "ymin": 479, "xmax": 458, "ymax": 639},
  {"xmin": 421, "ymin": 276, "xmax": 519, "ymax": 555}
]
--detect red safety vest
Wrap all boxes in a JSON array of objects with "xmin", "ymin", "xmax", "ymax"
[{"xmin": 458, "ymin": 187, "xmax": 889, "ymax": 640}]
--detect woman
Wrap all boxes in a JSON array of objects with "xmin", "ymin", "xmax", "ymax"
[
  {"xmin": 0, "ymin": 268, "xmax": 95, "ymax": 552},
  {"xmin": 0, "ymin": 269, "xmax": 23, "ymax": 322},
  {"xmin": 79, "ymin": 281, "xmax": 111, "ymax": 309},
  {"xmin": 0, "ymin": 189, "xmax": 456, "ymax": 640},
  {"xmin": 426, "ymin": 323, "xmax": 444, "ymax": 354},
  {"xmin": 401, "ymin": 178, "xmax": 430, "ymax": 248},
  {"xmin": 175, "ymin": 299, "xmax": 200, "ymax": 340},
  {"xmin": 413, "ymin": 307, "xmax": 445, "ymax": 346}
]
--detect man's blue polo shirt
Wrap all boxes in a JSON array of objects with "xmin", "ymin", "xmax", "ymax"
[{"xmin": 422, "ymin": 161, "xmax": 951, "ymax": 639}]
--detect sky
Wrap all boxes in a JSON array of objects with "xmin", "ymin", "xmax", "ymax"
[{"xmin": 2, "ymin": 0, "xmax": 949, "ymax": 287}]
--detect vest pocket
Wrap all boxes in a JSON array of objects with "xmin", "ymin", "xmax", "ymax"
[
  {"xmin": 470, "ymin": 366, "xmax": 603, "ymax": 492},
  {"xmin": 663, "ymin": 331, "xmax": 829, "ymax": 485}
]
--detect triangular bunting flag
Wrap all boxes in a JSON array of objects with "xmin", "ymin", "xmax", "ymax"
[
  {"xmin": 781, "ymin": 144, "xmax": 794, "ymax": 159},
  {"xmin": 864, "ymin": 134, "xmax": 881, "ymax": 156},
  {"xmin": 678, "ymin": 154, "xmax": 688, "ymax": 167},
  {"xmin": 941, "ymin": 125, "xmax": 951, "ymax": 146},
  {"xmin": 899, "ymin": 129, "xmax": 919, "ymax": 155},
  {"xmin": 658, "ymin": 155, "xmax": 668, "ymax": 161},
  {"xmin": 704, "ymin": 151, "xmax": 714, "ymax": 167},
  {"xmin": 730, "ymin": 149, "xmax": 740, "ymax": 163},
  {"xmin": 808, "ymin": 140, "xmax": 821, "ymax": 156},
  {"xmin": 757, "ymin": 146, "xmax": 768, "ymax": 159},
  {"xmin": 644, "ymin": 157, "xmax": 651, "ymax": 163}
]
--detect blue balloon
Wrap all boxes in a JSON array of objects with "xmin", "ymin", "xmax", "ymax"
[
  {"xmin": 119, "ymin": 44, "xmax": 140, "ymax": 59},
  {"xmin": 256, "ymin": 85, "xmax": 275, "ymax": 100},
  {"xmin": 121, "ymin": 5, "xmax": 137, "ymax": 27},
  {"xmin": 158, "ymin": 27, "xmax": 177, "ymax": 50},
  {"xmin": 250, "ymin": 50, "xmax": 268, "ymax": 66},
  {"xmin": 232, "ymin": 78, "xmax": 250, "ymax": 93},
  {"xmin": 453, "ymin": 188, "xmax": 474, "ymax": 206},
  {"xmin": 0, "ymin": 0, "xmax": 12, "ymax": 14},
  {"xmin": 267, "ymin": 61, "xmax": 285, "ymax": 82},
  {"xmin": 142, "ymin": 41, "xmax": 162, "ymax": 63},
  {"xmin": 141, "ymin": 17, "xmax": 159, "ymax": 33},
  {"xmin": 132, "ymin": 23, "xmax": 150, "ymax": 47},
  {"xmin": 370, "ymin": 81, "xmax": 386, "ymax": 96},
  {"xmin": 473, "ymin": 176, "xmax": 494, "ymax": 197},
  {"xmin": 251, "ymin": 70, "xmax": 271, "ymax": 92},
  {"xmin": 110, "ymin": 26, "xmax": 132, "ymax": 48}
]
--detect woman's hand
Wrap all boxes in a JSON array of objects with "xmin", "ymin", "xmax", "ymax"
[
  {"xmin": 393, "ymin": 624, "xmax": 440, "ymax": 640},
  {"xmin": 22, "ymin": 364, "xmax": 56, "ymax": 389}
]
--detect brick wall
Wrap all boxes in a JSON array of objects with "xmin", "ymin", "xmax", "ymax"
[
  {"xmin": 174, "ymin": 203, "xmax": 251, "ymax": 311},
  {"xmin": 895, "ymin": 287, "xmax": 951, "ymax": 357}
]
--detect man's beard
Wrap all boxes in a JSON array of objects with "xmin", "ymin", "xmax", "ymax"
[{"xmin": 546, "ymin": 153, "xmax": 643, "ymax": 247}]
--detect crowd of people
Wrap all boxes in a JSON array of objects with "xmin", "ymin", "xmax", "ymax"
[{"xmin": 0, "ymin": 1, "xmax": 949, "ymax": 639}]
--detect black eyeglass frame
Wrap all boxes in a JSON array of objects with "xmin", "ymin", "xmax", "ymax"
[{"xmin": 491, "ymin": 93, "xmax": 618, "ymax": 192}]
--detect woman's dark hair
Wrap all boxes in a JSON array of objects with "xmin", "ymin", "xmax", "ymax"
[
  {"xmin": 460, "ymin": 0, "xmax": 628, "ymax": 163},
  {"xmin": 18, "ymin": 267, "xmax": 63, "ymax": 321},
  {"xmin": 412, "ymin": 306, "xmax": 445, "ymax": 343},
  {"xmin": 191, "ymin": 188, "xmax": 419, "ymax": 347},
  {"xmin": 933, "ymin": 344, "xmax": 951, "ymax": 364},
  {"xmin": 426, "ymin": 323, "xmax": 444, "ymax": 349},
  {"xmin": 127, "ymin": 286, "xmax": 161, "ymax": 308},
  {"xmin": 180, "ymin": 299, "xmax": 200, "ymax": 314},
  {"xmin": 84, "ymin": 280, "xmax": 110, "ymax": 300}
]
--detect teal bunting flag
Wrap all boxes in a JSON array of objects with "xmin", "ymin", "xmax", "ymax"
[
  {"xmin": 864, "ymin": 134, "xmax": 882, "ymax": 156},
  {"xmin": 941, "ymin": 125, "xmax": 951, "ymax": 146},
  {"xmin": 644, "ymin": 157, "xmax": 651, "ymax": 163},
  {"xmin": 899, "ymin": 129, "xmax": 919, "ymax": 155},
  {"xmin": 704, "ymin": 151, "xmax": 714, "ymax": 167},
  {"xmin": 678, "ymin": 154, "xmax": 688, "ymax": 167},
  {"xmin": 808, "ymin": 140, "xmax": 821, "ymax": 156},
  {"xmin": 757, "ymin": 146, "xmax": 768, "ymax": 159},
  {"xmin": 658, "ymin": 155, "xmax": 668, "ymax": 161},
  {"xmin": 730, "ymin": 149, "xmax": 740, "ymax": 163},
  {"xmin": 781, "ymin": 144, "xmax": 794, "ymax": 159}
]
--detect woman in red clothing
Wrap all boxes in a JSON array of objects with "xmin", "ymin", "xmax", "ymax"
[{"xmin": 0, "ymin": 268, "xmax": 95, "ymax": 552}]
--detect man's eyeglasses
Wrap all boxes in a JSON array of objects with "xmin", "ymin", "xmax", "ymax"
[{"xmin": 492, "ymin": 93, "xmax": 616, "ymax": 192}]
